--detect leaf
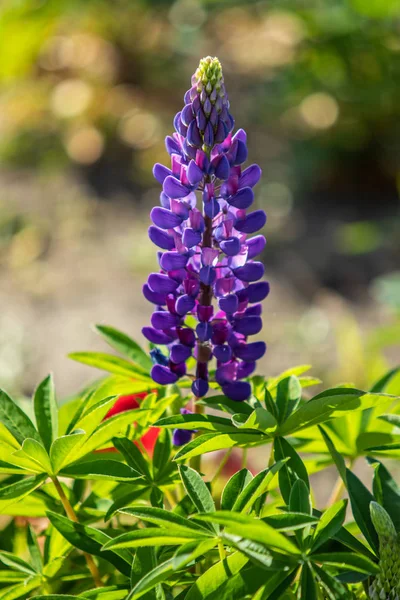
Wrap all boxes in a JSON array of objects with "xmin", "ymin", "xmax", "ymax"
[
  {"xmin": 256, "ymin": 568, "xmax": 298, "ymax": 600},
  {"xmin": 318, "ymin": 426, "xmax": 347, "ymax": 483},
  {"xmin": 112, "ymin": 437, "xmax": 151, "ymax": 481},
  {"xmin": 0, "ymin": 573, "xmax": 25, "ymax": 584},
  {"xmin": 185, "ymin": 552, "xmax": 249, "ymax": 600},
  {"xmin": 95, "ymin": 325, "xmax": 153, "ymax": 371},
  {"xmin": 60, "ymin": 459, "xmax": 141, "ymax": 481},
  {"xmin": 0, "ymin": 552, "xmax": 36, "ymax": 576},
  {"xmin": 27, "ymin": 526, "xmax": 43, "ymax": 573},
  {"xmin": 152, "ymin": 429, "xmax": 171, "ymax": 480},
  {"xmin": 156, "ymin": 413, "xmax": 237, "ymax": 434},
  {"xmin": 233, "ymin": 461, "xmax": 287, "ymax": 513},
  {"xmin": 73, "ymin": 396, "xmax": 117, "ymax": 436},
  {"xmin": 231, "ymin": 408, "xmax": 277, "ymax": 432},
  {"xmin": 102, "ymin": 528, "xmax": 207, "ymax": 551},
  {"xmin": 276, "ymin": 376, "xmax": 302, "ymax": 424},
  {"xmin": 0, "ymin": 577, "xmax": 42, "ymax": 600},
  {"xmin": 10, "ymin": 438, "xmax": 52, "ymax": 474},
  {"xmin": 179, "ymin": 465, "xmax": 215, "ymax": 515},
  {"xmin": 105, "ymin": 485, "xmax": 149, "ymax": 522},
  {"xmin": 311, "ymin": 564, "xmax": 350, "ymax": 600},
  {"xmin": 68, "ymin": 352, "xmax": 152, "ymax": 380},
  {"xmin": 221, "ymin": 469, "xmax": 253, "ymax": 511},
  {"xmin": 119, "ymin": 507, "xmax": 211, "ymax": 535},
  {"xmin": 311, "ymin": 552, "xmax": 379, "ymax": 574},
  {"xmin": 47, "ymin": 511, "xmax": 132, "ymax": 577},
  {"xmin": 279, "ymin": 389, "xmax": 395, "ymax": 436},
  {"xmin": 200, "ymin": 395, "xmax": 253, "ymax": 416},
  {"xmin": 298, "ymin": 564, "xmax": 318, "ymax": 600},
  {"xmin": 222, "ymin": 534, "xmax": 275, "ymax": 569},
  {"xmin": 174, "ymin": 432, "xmax": 265, "ymax": 462},
  {"xmin": 371, "ymin": 460, "xmax": 400, "ymax": 530},
  {"xmin": 346, "ymin": 469, "xmax": 379, "ymax": 554},
  {"xmin": 0, "ymin": 390, "xmax": 40, "ymax": 446},
  {"xmin": 0, "ymin": 474, "xmax": 46, "ymax": 503},
  {"xmin": 195, "ymin": 512, "xmax": 301, "ymax": 555},
  {"xmin": 266, "ymin": 365, "xmax": 311, "ymax": 393},
  {"xmin": 263, "ymin": 513, "xmax": 318, "ymax": 531},
  {"xmin": 310, "ymin": 500, "xmax": 347, "ymax": 552},
  {"xmin": 289, "ymin": 480, "xmax": 311, "ymax": 516},
  {"xmin": 50, "ymin": 433, "xmax": 86, "ymax": 474},
  {"xmin": 33, "ymin": 374, "xmax": 58, "ymax": 452},
  {"xmin": 274, "ymin": 437, "xmax": 309, "ymax": 504}
]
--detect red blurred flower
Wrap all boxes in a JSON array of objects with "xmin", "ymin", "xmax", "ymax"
[{"xmin": 100, "ymin": 392, "xmax": 160, "ymax": 455}]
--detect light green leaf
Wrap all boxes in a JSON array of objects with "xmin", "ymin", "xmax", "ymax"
[
  {"xmin": 69, "ymin": 352, "xmax": 151, "ymax": 381},
  {"xmin": 263, "ymin": 513, "xmax": 318, "ymax": 531},
  {"xmin": 27, "ymin": 526, "xmax": 43, "ymax": 573},
  {"xmin": 50, "ymin": 433, "xmax": 86, "ymax": 473},
  {"xmin": 119, "ymin": 506, "xmax": 211, "ymax": 535},
  {"xmin": 156, "ymin": 413, "xmax": 237, "ymax": 433},
  {"xmin": 0, "ymin": 474, "xmax": 46, "ymax": 505},
  {"xmin": 0, "ymin": 552, "xmax": 36, "ymax": 576},
  {"xmin": 185, "ymin": 552, "xmax": 248, "ymax": 600},
  {"xmin": 231, "ymin": 408, "xmax": 277, "ymax": 432},
  {"xmin": 73, "ymin": 396, "xmax": 117, "ymax": 436},
  {"xmin": 33, "ymin": 374, "xmax": 58, "ymax": 452},
  {"xmin": 112, "ymin": 437, "xmax": 151, "ymax": 480},
  {"xmin": 0, "ymin": 573, "xmax": 25, "ymax": 584},
  {"xmin": 221, "ymin": 469, "xmax": 253, "ymax": 511},
  {"xmin": 60, "ymin": 458, "xmax": 141, "ymax": 481},
  {"xmin": 311, "ymin": 500, "xmax": 347, "ymax": 552},
  {"xmin": 0, "ymin": 390, "xmax": 40, "ymax": 446},
  {"xmin": 289, "ymin": 480, "xmax": 311, "ymax": 515},
  {"xmin": 95, "ymin": 325, "xmax": 153, "ymax": 371},
  {"xmin": 174, "ymin": 432, "xmax": 265, "ymax": 462},
  {"xmin": 311, "ymin": 552, "xmax": 379, "ymax": 574},
  {"xmin": 276, "ymin": 376, "xmax": 302, "ymax": 424},
  {"xmin": 179, "ymin": 465, "xmax": 215, "ymax": 515},
  {"xmin": 10, "ymin": 439, "xmax": 52, "ymax": 474},
  {"xmin": 152, "ymin": 429, "xmax": 171, "ymax": 481},
  {"xmin": 102, "ymin": 528, "xmax": 206, "ymax": 551},
  {"xmin": 0, "ymin": 577, "xmax": 41, "ymax": 600},
  {"xmin": 274, "ymin": 437, "xmax": 309, "ymax": 504},
  {"xmin": 233, "ymin": 461, "xmax": 287, "ymax": 513}
]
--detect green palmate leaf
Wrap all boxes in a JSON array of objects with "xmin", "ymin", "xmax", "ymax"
[
  {"xmin": 311, "ymin": 552, "xmax": 379, "ymax": 574},
  {"xmin": 81, "ymin": 588, "xmax": 129, "ymax": 600},
  {"xmin": 119, "ymin": 507, "xmax": 211, "ymax": 535},
  {"xmin": 47, "ymin": 511, "xmax": 132, "ymax": 577},
  {"xmin": 185, "ymin": 552, "xmax": 249, "ymax": 600},
  {"xmin": 174, "ymin": 431, "xmax": 265, "ymax": 462},
  {"xmin": 231, "ymin": 408, "xmax": 277, "ymax": 432},
  {"xmin": 32, "ymin": 596, "xmax": 85, "ymax": 600},
  {"xmin": 69, "ymin": 352, "xmax": 152, "ymax": 381},
  {"xmin": 72, "ymin": 396, "xmax": 117, "ymax": 436},
  {"xmin": 60, "ymin": 458, "xmax": 141, "ymax": 481},
  {"xmin": 371, "ymin": 459, "xmax": 400, "ymax": 530},
  {"xmin": 222, "ymin": 534, "xmax": 275, "ymax": 569},
  {"xmin": 49, "ymin": 433, "xmax": 86, "ymax": 473},
  {"xmin": 112, "ymin": 437, "xmax": 151, "ymax": 480},
  {"xmin": 310, "ymin": 500, "xmax": 347, "ymax": 552},
  {"xmin": 298, "ymin": 564, "xmax": 318, "ymax": 600},
  {"xmin": 0, "ymin": 390, "xmax": 40, "ymax": 446},
  {"xmin": 232, "ymin": 461, "xmax": 287, "ymax": 513},
  {"xmin": 311, "ymin": 564, "xmax": 350, "ymax": 600},
  {"xmin": 10, "ymin": 438, "xmax": 52, "ymax": 474},
  {"xmin": 276, "ymin": 376, "xmax": 302, "ymax": 424},
  {"xmin": 27, "ymin": 526, "xmax": 43, "ymax": 573},
  {"xmin": 263, "ymin": 513, "xmax": 318, "ymax": 531},
  {"xmin": 102, "ymin": 527, "xmax": 207, "ymax": 551},
  {"xmin": 318, "ymin": 426, "xmax": 347, "ymax": 483},
  {"xmin": 264, "ymin": 388, "xmax": 278, "ymax": 421},
  {"xmin": 266, "ymin": 365, "xmax": 311, "ymax": 393},
  {"xmin": 253, "ymin": 568, "xmax": 298, "ymax": 600},
  {"xmin": 370, "ymin": 367, "xmax": 400, "ymax": 393},
  {"xmin": 289, "ymin": 480, "xmax": 311, "ymax": 515},
  {"xmin": 379, "ymin": 413, "xmax": 400, "ymax": 427},
  {"xmin": 179, "ymin": 465, "xmax": 215, "ymax": 515},
  {"xmin": 152, "ymin": 429, "xmax": 171, "ymax": 480},
  {"xmin": 0, "ymin": 474, "xmax": 46, "ymax": 504},
  {"xmin": 346, "ymin": 469, "xmax": 379, "ymax": 555},
  {"xmin": 156, "ymin": 413, "xmax": 237, "ymax": 434},
  {"xmin": 274, "ymin": 437, "xmax": 309, "ymax": 504},
  {"xmin": 221, "ymin": 469, "xmax": 253, "ymax": 511},
  {"xmin": 130, "ymin": 546, "xmax": 157, "ymax": 597},
  {"xmin": 105, "ymin": 485, "xmax": 149, "ymax": 521},
  {"xmin": 279, "ymin": 389, "xmax": 396, "ymax": 436},
  {"xmin": 0, "ymin": 577, "xmax": 42, "ymax": 600},
  {"xmin": 95, "ymin": 324, "xmax": 153, "ymax": 371},
  {"xmin": 0, "ymin": 551, "xmax": 36, "ymax": 576},
  {"xmin": 33, "ymin": 374, "xmax": 58, "ymax": 452},
  {"xmin": 200, "ymin": 395, "xmax": 253, "ymax": 416},
  {"xmin": 195, "ymin": 512, "xmax": 301, "ymax": 555}
]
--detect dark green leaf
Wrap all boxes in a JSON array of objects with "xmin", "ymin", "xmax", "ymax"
[
  {"xmin": 310, "ymin": 500, "xmax": 347, "ymax": 553},
  {"xmin": 221, "ymin": 469, "xmax": 253, "ymax": 511},
  {"xmin": 61, "ymin": 459, "xmax": 142, "ymax": 481},
  {"xmin": 0, "ymin": 390, "xmax": 40, "ymax": 446},
  {"xmin": 318, "ymin": 426, "xmax": 347, "ymax": 483},
  {"xmin": 298, "ymin": 564, "xmax": 318, "ymax": 600},
  {"xmin": 179, "ymin": 465, "xmax": 215, "ymax": 515},
  {"xmin": 95, "ymin": 325, "xmax": 153, "ymax": 371},
  {"xmin": 33, "ymin": 374, "xmax": 58, "ymax": 452},
  {"xmin": 27, "ymin": 526, "xmax": 43, "ymax": 573},
  {"xmin": 102, "ymin": 528, "xmax": 206, "ymax": 551},
  {"xmin": 311, "ymin": 552, "xmax": 379, "ymax": 574},
  {"xmin": 289, "ymin": 480, "xmax": 311, "ymax": 515},
  {"xmin": 274, "ymin": 437, "xmax": 309, "ymax": 504},
  {"xmin": 0, "ymin": 474, "xmax": 46, "ymax": 501},
  {"xmin": 263, "ymin": 513, "xmax": 318, "ymax": 531},
  {"xmin": 152, "ymin": 429, "xmax": 171, "ymax": 480},
  {"xmin": 174, "ymin": 432, "xmax": 265, "ymax": 462},
  {"xmin": 105, "ymin": 485, "xmax": 149, "ymax": 521},
  {"xmin": 276, "ymin": 376, "xmax": 302, "ymax": 424},
  {"xmin": 112, "ymin": 437, "xmax": 151, "ymax": 481},
  {"xmin": 311, "ymin": 564, "xmax": 350, "ymax": 600},
  {"xmin": 0, "ymin": 551, "xmax": 37, "ymax": 576},
  {"xmin": 371, "ymin": 460, "xmax": 400, "ymax": 530},
  {"xmin": 346, "ymin": 469, "xmax": 378, "ymax": 555},
  {"xmin": 233, "ymin": 461, "xmax": 287, "ymax": 513},
  {"xmin": 119, "ymin": 507, "xmax": 211, "ymax": 535},
  {"xmin": 156, "ymin": 414, "xmax": 237, "ymax": 434},
  {"xmin": 263, "ymin": 388, "xmax": 278, "ymax": 421}
]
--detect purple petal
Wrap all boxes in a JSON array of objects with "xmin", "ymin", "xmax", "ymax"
[
  {"xmin": 197, "ymin": 305, "xmax": 214, "ymax": 322},
  {"xmin": 165, "ymin": 136, "xmax": 181, "ymax": 156},
  {"xmin": 160, "ymin": 251, "xmax": 189, "ymax": 271},
  {"xmin": 183, "ymin": 278, "xmax": 200, "ymax": 297},
  {"xmin": 170, "ymin": 198, "xmax": 189, "ymax": 220},
  {"xmin": 153, "ymin": 163, "xmax": 172, "ymax": 184},
  {"xmin": 142, "ymin": 284, "xmax": 166, "ymax": 306},
  {"xmin": 170, "ymin": 343, "xmax": 192, "ymax": 364},
  {"xmin": 219, "ymin": 237, "xmax": 241, "ymax": 256},
  {"xmin": 215, "ymin": 120, "xmax": 228, "ymax": 144},
  {"xmin": 170, "ymin": 361, "xmax": 187, "ymax": 377},
  {"xmin": 163, "ymin": 176, "xmax": 190, "ymax": 199},
  {"xmin": 233, "ymin": 316, "xmax": 262, "ymax": 336},
  {"xmin": 218, "ymin": 294, "xmax": 239, "ymax": 314},
  {"xmin": 199, "ymin": 266, "xmax": 216, "ymax": 285},
  {"xmin": 246, "ymin": 281, "xmax": 270, "ymax": 303},
  {"xmin": 148, "ymin": 273, "xmax": 179, "ymax": 294},
  {"xmin": 151, "ymin": 311, "xmax": 181, "ymax": 330},
  {"xmin": 176, "ymin": 294, "xmax": 196, "ymax": 316},
  {"xmin": 182, "ymin": 228, "xmax": 201, "ymax": 248},
  {"xmin": 151, "ymin": 207, "xmax": 183, "ymax": 230},
  {"xmin": 233, "ymin": 261, "xmax": 265, "ymax": 283},
  {"xmin": 151, "ymin": 364, "xmax": 178, "ymax": 385},
  {"xmin": 233, "ymin": 129, "xmax": 247, "ymax": 144},
  {"xmin": 196, "ymin": 322, "xmax": 212, "ymax": 342},
  {"xmin": 222, "ymin": 381, "xmax": 251, "ymax": 401},
  {"xmin": 173, "ymin": 428, "xmax": 193, "ymax": 446},
  {"xmin": 181, "ymin": 103, "xmax": 194, "ymax": 126},
  {"xmin": 247, "ymin": 235, "xmax": 266, "ymax": 259},
  {"xmin": 142, "ymin": 327, "xmax": 174, "ymax": 345},
  {"xmin": 177, "ymin": 327, "xmax": 196, "ymax": 346},
  {"xmin": 211, "ymin": 321, "xmax": 229, "ymax": 345},
  {"xmin": 228, "ymin": 187, "xmax": 254, "ymax": 209},
  {"xmin": 148, "ymin": 226, "xmax": 175, "ymax": 250},
  {"xmin": 159, "ymin": 192, "xmax": 170, "ymax": 209},
  {"xmin": 235, "ymin": 210, "xmax": 267, "ymax": 234},
  {"xmin": 245, "ymin": 304, "xmax": 262, "ymax": 316},
  {"xmin": 201, "ymin": 247, "xmax": 219, "ymax": 267},
  {"xmin": 203, "ymin": 198, "xmax": 220, "ymax": 219},
  {"xmin": 213, "ymin": 344, "xmax": 232, "ymax": 363},
  {"xmin": 214, "ymin": 155, "xmax": 230, "ymax": 180},
  {"xmin": 189, "ymin": 208, "xmax": 205, "ymax": 232},
  {"xmin": 204, "ymin": 122, "xmax": 214, "ymax": 147},
  {"xmin": 196, "ymin": 108, "xmax": 207, "ymax": 131},
  {"xmin": 187, "ymin": 160, "xmax": 203, "ymax": 187},
  {"xmin": 239, "ymin": 164, "xmax": 262, "ymax": 189},
  {"xmin": 234, "ymin": 341, "xmax": 266, "ymax": 362},
  {"xmin": 192, "ymin": 378, "xmax": 209, "ymax": 397},
  {"xmin": 187, "ymin": 120, "xmax": 202, "ymax": 147},
  {"xmin": 215, "ymin": 362, "xmax": 237, "ymax": 385},
  {"xmin": 237, "ymin": 361, "xmax": 256, "ymax": 379}
]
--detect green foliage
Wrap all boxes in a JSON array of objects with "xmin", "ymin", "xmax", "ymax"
[{"xmin": 0, "ymin": 332, "xmax": 399, "ymax": 599}]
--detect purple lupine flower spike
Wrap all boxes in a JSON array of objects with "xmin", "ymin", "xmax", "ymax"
[{"xmin": 142, "ymin": 57, "xmax": 268, "ymax": 402}]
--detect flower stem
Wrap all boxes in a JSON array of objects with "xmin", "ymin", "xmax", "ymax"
[
  {"xmin": 218, "ymin": 541, "xmax": 226, "ymax": 562},
  {"xmin": 327, "ymin": 458, "xmax": 355, "ymax": 507},
  {"xmin": 268, "ymin": 443, "xmax": 275, "ymax": 468},
  {"xmin": 241, "ymin": 448, "xmax": 248, "ymax": 469},
  {"xmin": 190, "ymin": 399, "xmax": 204, "ymax": 472},
  {"xmin": 51, "ymin": 476, "xmax": 103, "ymax": 587},
  {"xmin": 211, "ymin": 448, "xmax": 233, "ymax": 485}
]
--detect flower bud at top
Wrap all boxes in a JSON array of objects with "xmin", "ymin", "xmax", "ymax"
[{"xmin": 370, "ymin": 502, "xmax": 397, "ymax": 539}]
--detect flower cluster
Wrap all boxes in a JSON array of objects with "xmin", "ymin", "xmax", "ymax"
[{"xmin": 142, "ymin": 57, "xmax": 268, "ymax": 402}]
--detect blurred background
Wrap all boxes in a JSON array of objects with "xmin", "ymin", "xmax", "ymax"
[{"xmin": 0, "ymin": 0, "xmax": 399, "ymax": 398}]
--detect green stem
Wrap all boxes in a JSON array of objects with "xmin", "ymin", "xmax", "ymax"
[
  {"xmin": 218, "ymin": 541, "xmax": 226, "ymax": 562},
  {"xmin": 51, "ymin": 476, "xmax": 103, "ymax": 587},
  {"xmin": 268, "ymin": 443, "xmax": 275, "ymax": 468},
  {"xmin": 190, "ymin": 399, "xmax": 204, "ymax": 472},
  {"xmin": 211, "ymin": 448, "xmax": 233, "ymax": 485},
  {"xmin": 241, "ymin": 448, "xmax": 248, "ymax": 470}
]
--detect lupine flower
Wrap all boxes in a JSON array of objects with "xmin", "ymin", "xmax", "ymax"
[
  {"xmin": 369, "ymin": 502, "xmax": 400, "ymax": 600},
  {"xmin": 172, "ymin": 408, "xmax": 195, "ymax": 447},
  {"xmin": 99, "ymin": 393, "xmax": 160, "ymax": 455},
  {"xmin": 142, "ymin": 56, "xmax": 268, "ymax": 402}
]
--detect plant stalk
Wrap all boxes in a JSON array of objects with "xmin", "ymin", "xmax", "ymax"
[
  {"xmin": 190, "ymin": 400, "xmax": 204, "ymax": 472},
  {"xmin": 51, "ymin": 476, "xmax": 103, "ymax": 587}
]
